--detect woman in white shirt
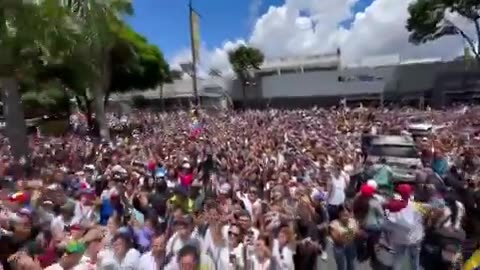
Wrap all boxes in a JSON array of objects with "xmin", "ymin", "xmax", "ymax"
[
  {"xmin": 272, "ymin": 226, "xmax": 295, "ymax": 270},
  {"xmin": 251, "ymin": 234, "xmax": 274, "ymax": 270},
  {"xmin": 327, "ymin": 162, "xmax": 349, "ymax": 220},
  {"xmin": 227, "ymin": 224, "xmax": 245, "ymax": 269},
  {"xmin": 99, "ymin": 230, "xmax": 141, "ymax": 269}
]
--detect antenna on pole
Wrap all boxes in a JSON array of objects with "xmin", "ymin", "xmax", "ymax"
[{"xmin": 189, "ymin": 0, "xmax": 199, "ymax": 106}]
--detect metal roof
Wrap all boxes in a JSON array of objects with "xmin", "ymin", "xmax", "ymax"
[{"xmin": 258, "ymin": 53, "xmax": 340, "ymax": 73}]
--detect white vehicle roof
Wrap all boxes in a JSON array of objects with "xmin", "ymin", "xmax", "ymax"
[
  {"xmin": 370, "ymin": 135, "xmax": 416, "ymax": 146},
  {"xmin": 407, "ymin": 123, "xmax": 432, "ymax": 131}
]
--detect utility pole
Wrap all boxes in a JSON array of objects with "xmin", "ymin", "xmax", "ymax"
[{"xmin": 189, "ymin": 0, "xmax": 199, "ymax": 106}]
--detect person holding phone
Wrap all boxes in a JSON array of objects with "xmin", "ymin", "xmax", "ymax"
[{"xmin": 329, "ymin": 205, "xmax": 359, "ymax": 270}]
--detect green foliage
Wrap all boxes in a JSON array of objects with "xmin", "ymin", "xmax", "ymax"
[
  {"xmin": 0, "ymin": 0, "xmax": 77, "ymax": 76},
  {"xmin": 21, "ymin": 83, "xmax": 69, "ymax": 117},
  {"xmin": 109, "ymin": 23, "xmax": 170, "ymax": 95},
  {"xmin": 38, "ymin": 119, "xmax": 70, "ymax": 136},
  {"xmin": 228, "ymin": 45, "xmax": 264, "ymax": 102},
  {"xmin": 406, "ymin": 0, "xmax": 480, "ymax": 59},
  {"xmin": 228, "ymin": 45, "xmax": 264, "ymax": 76}
]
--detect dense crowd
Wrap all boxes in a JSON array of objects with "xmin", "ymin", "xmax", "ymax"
[{"xmin": 0, "ymin": 105, "xmax": 480, "ymax": 270}]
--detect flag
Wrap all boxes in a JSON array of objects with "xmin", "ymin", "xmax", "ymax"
[
  {"xmin": 464, "ymin": 249, "xmax": 480, "ymax": 270},
  {"xmin": 190, "ymin": 9, "xmax": 201, "ymax": 62}
]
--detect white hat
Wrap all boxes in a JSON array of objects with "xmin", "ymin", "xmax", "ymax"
[
  {"xmin": 111, "ymin": 165, "xmax": 126, "ymax": 174},
  {"xmin": 218, "ymin": 183, "xmax": 231, "ymax": 194},
  {"xmin": 366, "ymin": 180, "xmax": 378, "ymax": 189},
  {"xmin": 84, "ymin": 164, "xmax": 95, "ymax": 170}
]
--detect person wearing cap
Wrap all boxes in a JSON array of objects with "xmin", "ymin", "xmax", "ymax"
[
  {"xmin": 51, "ymin": 199, "xmax": 75, "ymax": 242},
  {"xmin": 352, "ymin": 184, "xmax": 385, "ymax": 261},
  {"xmin": 8, "ymin": 192, "xmax": 30, "ymax": 211},
  {"xmin": 138, "ymin": 234, "xmax": 167, "ymax": 270},
  {"xmin": 71, "ymin": 190, "xmax": 97, "ymax": 226},
  {"xmin": 385, "ymin": 184, "xmax": 426, "ymax": 270},
  {"xmin": 179, "ymin": 161, "xmax": 194, "ymax": 187},
  {"xmin": 98, "ymin": 228, "xmax": 141, "ymax": 270},
  {"xmin": 165, "ymin": 215, "xmax": 200, "ymax": 258},
  {"xmin": 73, "ymin": 228, "xmax": 105, "ymax": 270},
  {"xmin": 44, "ymin": 241, "xmax": 85, "ymax": 270}
]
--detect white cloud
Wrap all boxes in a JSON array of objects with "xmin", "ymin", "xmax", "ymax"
[{"xmin": 170, "ymin": 0, "xmax": 475, "ymax": 74}]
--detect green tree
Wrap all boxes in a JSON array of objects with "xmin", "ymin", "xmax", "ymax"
[
  {"xmin": 228, "ymin": 45, "xmax": 264, "ymax": 104},
  {"xmin": 64, "ymin": 0, "xmax": 133, "ymax": 140},
  {"xmin": 0, "ymin": 0, "xmax": 78, "ymax": 161},
  {"xmin": 406, "ymin": 0, "xmax": 480, "ymax": 62},
  {"xmin": 108, "ymin": 24, "xmax": 170, "ymax": 106}
]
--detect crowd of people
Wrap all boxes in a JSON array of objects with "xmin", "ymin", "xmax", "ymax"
[{"xmin": 0, "ymin": 105, "xmax": 479, "ymax": 270}]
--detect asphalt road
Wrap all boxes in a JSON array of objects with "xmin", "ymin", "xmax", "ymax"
[{"xmin": 316, "ymin": 240, "xmax": 373, "ymax": 270}]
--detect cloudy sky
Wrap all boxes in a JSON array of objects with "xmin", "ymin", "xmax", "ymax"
[{"xmin": 128, "ymin": 0, "xmax": 471, "ymax": 75}]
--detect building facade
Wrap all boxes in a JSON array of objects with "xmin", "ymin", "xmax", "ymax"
[{"xmin": 113, "ymin": 53, "xmax": 480, "ymax": 109}]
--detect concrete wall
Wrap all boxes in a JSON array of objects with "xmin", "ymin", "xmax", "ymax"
[
  {"xmin": 112, "ymin": 58, "xmax": 480, "ymax": 109},
  {"xmin": 260, "ymin": 66, "xmax": 394, "ymax": 98},
  {"xmin": 387, "ymin": 63, "xmax": 440, "ymax": 94}
]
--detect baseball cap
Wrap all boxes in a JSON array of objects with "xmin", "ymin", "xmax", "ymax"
[
  {"xmin": 8, "ymin": 192, "xmax": 29, "ymax": 204},
  {"xmin": 65, "ymin": 241, "xmax": 86, "ymax": 254},
  {"xmin": 218, "ymin": 183, "xmax": 231, "ymax": 195},
  {"xmin": 396, "ymin": 184, "xmax": 413, "ymax": 199},
  {"xmin": 360, "ymin": 184, "xmax": 375, "ymax": 198}
]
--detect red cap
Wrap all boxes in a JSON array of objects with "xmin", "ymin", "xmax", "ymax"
[
  {"xmin": 360, "ymin": 184, "xmax": 375, "ymax": 198},
  {"xmin": 385, "ymin": 199, "xmax": 408, "ymax": 212},
  {"xmin": 396, "ymin": 184, "xmax": 413, "ymax": 199},
  {"xmin": 147, "ymin": 161, "xmax": 156, "ymax": 171}
]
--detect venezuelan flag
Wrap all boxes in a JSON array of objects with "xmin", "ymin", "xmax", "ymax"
[{"xmin": 463, "ymin": 249, "xmax": 480, "ymax": 270}]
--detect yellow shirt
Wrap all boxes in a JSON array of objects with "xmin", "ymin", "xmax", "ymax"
[
  {"xmin": 463, "ymin": 249, "xmax": 480, "ymax": 270},
  {"xmin": 169, "ymin": 195, "xmax": 194, "ymax": 213}
]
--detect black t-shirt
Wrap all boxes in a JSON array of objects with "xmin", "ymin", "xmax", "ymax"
[
  {"xmin": 149, "ymin": 192, "xmax": 168, "ymax": 217},
  {"xmin": 293, "ymin": 218, "xmax": 319, "ymax": 270},
  {"xmin": 0, "ymin": 234, "xmax": 34, "ymax": 270}
]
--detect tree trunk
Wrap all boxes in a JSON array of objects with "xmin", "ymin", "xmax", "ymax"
[
  {"xmin": 76, "ymin": 95, "xmax": 95, "ymax": 133},
  {"xmin": 103, "ymin": 89, "xmax": 111, "ymax": 107},
  {"xmin": 0, "ymin": 77, "xmax": 29, "ymax": 162},
  {"xmin": 475, "ymin": 19, "xmax": 480, "ymax": 56},
  {"xmin": 160, "ymin": 83, "xmax": 165, "ymax": 111},
  {"xmin": 92, "ymin": 51, "xmax": 111, "ymax": 140},
  {"xmin": 242, "ymin": 81, "xmax": 246, "ymax": 109},
  {"xmin": 85, "ymin": 100, "xmax": 95, "ymax": 132}
]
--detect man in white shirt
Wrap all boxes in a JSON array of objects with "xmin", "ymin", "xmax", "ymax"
[
  {"xmin": 235, "ymin": 187, "xmax": 261, "ymax": 222},
  {"xmin": 73, "ymin": 229, "xmax": 104, "ymax": 270},
  {"xmin": 166, "ymin": 216, "xmax": 200, "ymax": 257},
  {"xmin": 139, "ymin": 234, "xmax": 167, "ymax": 270},
  {"xmin": 386, "ymin": 184, "xmax": 425, "ymax": 270}
]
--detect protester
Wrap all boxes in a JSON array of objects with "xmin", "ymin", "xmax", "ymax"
[{"xmin": 0, "ymin": 105, "xmax": 479, "ymax": 270}]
